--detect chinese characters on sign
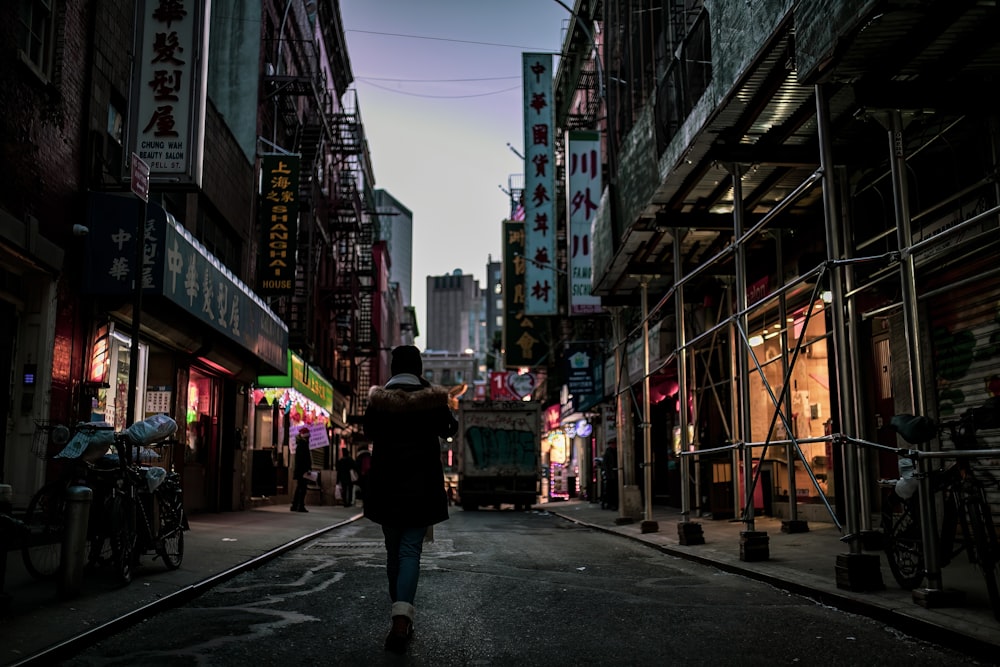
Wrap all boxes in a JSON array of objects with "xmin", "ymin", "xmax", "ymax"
[
  {"xmin": 503, "ymin": 220, "xmax": 545, "ymax": 368},
  {"xmin": 84, "ymin": 194, "xmax": 288, "ymax": 372},
  {"xmin": 131, "ymin": 0, "xmax": 207, "ymax": 185},
  {"xmin": 566, "ymin": 131, "xmax": 603, "ymax": 315},
  {"xmin": 522, "ymin": 53, "xmax": 557, "ymax": 315},
  {"xmin": 257, "ymin": 154, "xmax": 300, "ymax": 296}
]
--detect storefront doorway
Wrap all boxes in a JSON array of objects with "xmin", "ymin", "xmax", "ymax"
[{"xmin": 185, "ymin": 368, "xmax": 220, "ymax": 512}]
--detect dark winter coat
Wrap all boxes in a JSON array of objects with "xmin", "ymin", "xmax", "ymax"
[
  {"xmin": 362, "ymin": 379, "xmax": 458, "ymax": 527},
  {"xmin": 336, "ymin": 453, "xmax": 356, "ymax": 484},
  {"xmin": 293, "ymin": 434, "xmax": 312, "ymax": 479}
]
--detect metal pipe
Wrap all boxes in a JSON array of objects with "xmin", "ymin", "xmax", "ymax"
[
  {"xmin": 839, "ymin": 164, "xmax": 870, "ymax": 531},
  {"xmin": 732, "ymin": 164, "xmax": 754, "ymax": 530},
  {"xmin": 817, "ymin": 84, "xmax": 860, "ymax": 550},
  {"xmin": 774, "ymin": 231, "xmax": 798, "ymax": 523},
  {"xmin": 640, "ymin": 277, "xmax": 658, "ymax": 532},
  {"xmin": 887, "ymin": 109, "xmax": 939, "ymax": 588},
  {"xmin": 675, "ymin": 233, "xmax": 691, "ymax": 521}
]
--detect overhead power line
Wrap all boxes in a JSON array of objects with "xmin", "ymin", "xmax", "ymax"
[
  {"xmin": 356, "ymin": 79, "xmax": 522, "ymax": 99},
  {"xmin": 347, "ymin": 28, "xmax": 556, "ymax": 52}
]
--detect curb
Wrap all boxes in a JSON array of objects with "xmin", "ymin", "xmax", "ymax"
[
  {"xmin": 548, "ymin": 509, "xmax": 1000, "ymax": 663},
  {"xmin": 8, "ymin": 513, "xmax": 364, "ymax": 667}
]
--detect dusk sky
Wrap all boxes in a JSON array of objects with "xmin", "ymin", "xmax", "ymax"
[{"xmin": 339, "ymin": 1, "xmax": 572, "ymax": 349}]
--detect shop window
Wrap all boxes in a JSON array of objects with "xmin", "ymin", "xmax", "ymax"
[
  {"xmin": 88, "ymin": 323, "xmax": 148, "ymax": 430},
  {"xmin": 746, "ymin": 297, "xmax": 833, "ymax": 503}
]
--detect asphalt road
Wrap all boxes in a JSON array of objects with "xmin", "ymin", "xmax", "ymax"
[{"xmin": 61, "ymin": 509, "xmax": 989, "ymax": 666}]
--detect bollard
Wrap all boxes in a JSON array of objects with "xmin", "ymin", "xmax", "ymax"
[{"xmin": 59, "ymin": 485, "xmax": 93, "ymax": 599}]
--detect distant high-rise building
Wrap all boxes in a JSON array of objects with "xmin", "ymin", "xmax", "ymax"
[
  {"xmin": 374, "ymin": 189, "xmax": 413, "ymax": 307},
  {"xmin": 426, "ymin": 270, "xmax": 484, "ymax": 356}
]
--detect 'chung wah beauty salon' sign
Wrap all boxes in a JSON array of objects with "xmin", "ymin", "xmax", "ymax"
[{"xmin": 128, "ymin": 0, "xmax": 209, "ymax": 187}]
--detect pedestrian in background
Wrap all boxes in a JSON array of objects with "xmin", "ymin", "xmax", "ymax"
[
  {"xmin": 290, "ymin": 426, "xmax": 312, "ymax": 512},
  {"xmin": 336, "ymin": 447, "xmax": 357, "ymax": 507},
  {"xmin": 363, "ymin": 345, "xmax": 458, "ymax": 654}
]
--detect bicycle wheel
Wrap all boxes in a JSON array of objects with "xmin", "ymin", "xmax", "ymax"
[
  {"xmin": 109, "ymin": 494, "xmax": 136, "ymax": 586},
  {"xmin": 881, "ymin": 490, "xmax": 925, "ymax": 589},
  {"xmin": 154, "ymin": 488, "xmax": 184, "ymax": 569},
  {"xmin": 21, "ymin": 481, "xmax": 66, "ymax": 580},
  {"xmin": 960, "ymin": 479, "xmax": 1000, "ymax": 620}
]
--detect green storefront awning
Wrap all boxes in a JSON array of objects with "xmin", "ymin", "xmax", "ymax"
[{"xmin": 257, "ymin": 350, "xmax": 334, "ymax": 413}]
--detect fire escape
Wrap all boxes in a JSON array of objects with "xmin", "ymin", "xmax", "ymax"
[
  {"xmin": 328, "ymin": 91, "xmax": 377, "ymax": 415},
  {"xmin": 262, "ymin": 27, "xmax": 374, "ymax": 417}
]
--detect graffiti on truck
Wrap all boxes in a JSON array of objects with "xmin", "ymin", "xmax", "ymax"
[{"xmin": 465, "ymin": 426, "xmax": 536, "ymax": 470}]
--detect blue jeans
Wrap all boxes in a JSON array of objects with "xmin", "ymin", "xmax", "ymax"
[{"xmin": 382, "ymin": 525, "xmax": 427, "ymax": 609}]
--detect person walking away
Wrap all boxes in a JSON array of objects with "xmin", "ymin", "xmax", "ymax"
[
  {"xmin": 336, "ymin": 447, "xmax": 357, "ymax": 507},
  {"xmin": 363, "ymin": 345, "xmax": 458, "ymax": 654},
  {"xmin": 291, "ymin": 427, "xmax": 312, "ymax": 512}
]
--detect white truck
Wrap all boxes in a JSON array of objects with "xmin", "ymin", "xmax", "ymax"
[{"xmin": 457, "ymin": 401, "xmax": 542, "ymax": 511}]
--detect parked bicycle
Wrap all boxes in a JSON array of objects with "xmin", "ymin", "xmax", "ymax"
[
  {"xmin": 92, "ymin": 414, "xmax": 186, "ymax": 586},
  {"xmin": 21, "ymin": 416, "xmax": 185, "ymax": 585},
  {"xmin": 881, "ymin": 397, "xmax": 1000, "ymax": 620}
]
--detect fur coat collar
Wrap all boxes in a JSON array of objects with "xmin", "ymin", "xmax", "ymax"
[{"xmin": 367, "ymin": 383, "xmax": 451, "ymax": 413}]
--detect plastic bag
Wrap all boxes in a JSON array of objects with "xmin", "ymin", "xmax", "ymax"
[
  {"xmin": 125, "ymin": 414, "xmax": 177, "ymax": 446},
  {"xmin": 895, "ymin": 457, "xmax": 918, "ymax": 500},
  {"xmin": 144, "ymin": 466, "xmax": 167, "ymax": 492},
  {"xmin": 55, "ymin": 423, "xmax": 115, "ymax": 462}
]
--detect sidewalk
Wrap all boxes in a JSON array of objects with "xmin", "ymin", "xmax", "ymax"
[
  {"xmin": 1, "ymin": 502, "xmax": 364, "ymax": 667},
  {"xmin": 2, "ymin": 499, "xmax": 999, "ymax": 665},
  {"xmin": 542, "ymin": 500, "xmax": 1000, "ymax": 659}
]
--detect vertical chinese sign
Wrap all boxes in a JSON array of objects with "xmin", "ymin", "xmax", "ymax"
[
  {"xmin": 129, "ymin": 0, "xmax": 209, "ymax": 187},
  {"xmin": 522, "ymin": 53, "xmax": 557, "ymax": 315},
  {"xmin": 503, "ymin": 220, "xmax": 545, "ymax": 368},
  {"xmin": 257, "ymin": 154, "xmax": 300, "ymax": 296},
  {"xmin": 567, "ymin": 131, "xmax": 603, "ymax": 315}
]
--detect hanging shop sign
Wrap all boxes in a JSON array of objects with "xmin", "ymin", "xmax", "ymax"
[
  {"xmin": 488, "ymin": 370, "xmax": 536, "ymax": 401},
  {"xmin": 522, "ymin": 52, "xmax": 557, "ymax": 315},
  {"xmin": 257, "ymin": 154, "xmax": 300, "ymax": 296},
  {"xmin": 84, "ymin": 193, "xmax": 288, "ymax": 374},
  {"xmin": 128, "ymin": 0, "xmax": 209, "ymax": 187},
  {"xmin": 503, "ymin": 220, "xmax": 546, "ymax": 368},
  {"xmin": 564, "ymin": 344, "xmax": 603, "ymax": 413},
  {"xmin": 566, "ymin": 131, "xmax": 602, "ymax": 315}
]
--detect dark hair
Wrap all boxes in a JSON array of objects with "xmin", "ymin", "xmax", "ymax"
[{"xmin": 391, "ymin": 345, "xmax": 423, "ymax": 376}]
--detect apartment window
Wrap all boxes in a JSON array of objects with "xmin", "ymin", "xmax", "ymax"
[
  {"xmin": 425, "ymin": 370, "xmax": 434, "ymax": 382},
  {"xmin": 18, "ymin": 0, "xmax": 55, "ymax": 78}
]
